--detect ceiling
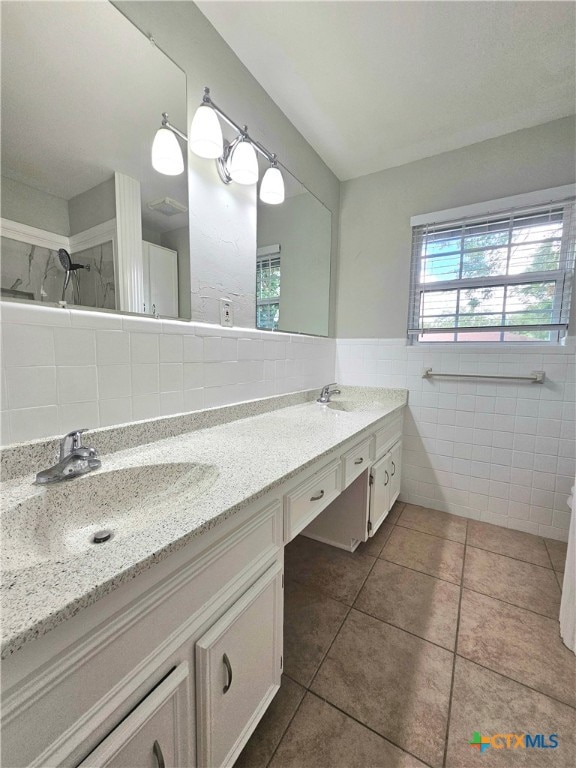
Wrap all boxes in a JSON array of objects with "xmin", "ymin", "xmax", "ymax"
[
  {"xmin": 1, "ymin": 0, "xmax": 188, "ymax": 233},
  {"xmin": 197, "ymin": 0, "xmax": 576, "ymax": 181}
]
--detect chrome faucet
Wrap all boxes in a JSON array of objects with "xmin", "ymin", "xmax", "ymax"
[
  {"xmin": 35, "ymin": 429, "xmax": 101, "ymax": 484},
  {"xmin": 317, "ymin": 383, "xmax": 341, "ymax": 404}
]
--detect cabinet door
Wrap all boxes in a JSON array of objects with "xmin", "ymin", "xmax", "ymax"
[
  {"xmin": 196, "ymin": 563, "xmax": 283, "ymax": 768},
  {"xmin": 369, "ymin": 452, "xmax": 391, "ymax": 534},
  {"xmin": 389, "ymin": 439, "xmax": 402, "ymax": 506},
  {"xmin": 77, "ymin": 663, "xmax": 191, "ymax": 768}
]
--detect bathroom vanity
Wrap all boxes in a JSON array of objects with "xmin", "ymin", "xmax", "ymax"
[{"xmin": 0, "ymin": 387, "xmax": 405, "ymax": 767}]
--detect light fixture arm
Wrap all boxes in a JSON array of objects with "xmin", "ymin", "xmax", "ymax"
[
  {"xmin": 161, "ymin": 112, "xmax": 188, "ymax": 142},
  {"xmin": 201, "ymin": 88, "xmax": 276, "ymax": 164}
]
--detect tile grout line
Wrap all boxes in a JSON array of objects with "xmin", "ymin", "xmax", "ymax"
[
  {"xmin": 262, "ymin": 680, "xmax": 306, "ymax": 768},
  {"xmin": 377, "ymin": 553, "xmax": 462, "ymax": 586},
  {"xmin": 263, "ymin": 503, "xmax": 394, "ymax": 768},
  {"xmin": 459, "ymin": 585, "xmax": 562, "ymax": 622},
  {"xmin": 393, "ymin": 520, "xmax": 558, "ymax": 571},
  {"xmin": 301, "ymin": 506, "xmax": 406, "ymax": 693},
  {"xmin": 454, "ymin": 653, "xmax": 576, "ymax": 712},
  {"xmin": 395, "ymin": 519, "xmax": 467, "ymax": 545},
  {"xmin": 442, "ymin": 518, "xmax": 468, "ymax": 768},
  {"xmin": 273, "ymin": 505, "xmax": 569, "ymax": 768},
  {"xmin": 350, "ymin": 604, "xmax": 456, "ymax": 654},
  {"xmin": 543, "ymin": 536, "xmax": 559, "ymax": 571},
  {"xmin": 274, "ymin": 505, "xmax": 437, "ymax": 768},
  {"xmin": 460, "ymin": 539, "xmax": 555, "ymax": 570},
  {"xmin": 302, "ymin": 690, "xmax": 436, "ymax": 768}
]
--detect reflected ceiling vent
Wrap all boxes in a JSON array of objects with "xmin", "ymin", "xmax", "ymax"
[{"xmin": 147, "ymin": 196, "xmax": 188, "ymax": 216}]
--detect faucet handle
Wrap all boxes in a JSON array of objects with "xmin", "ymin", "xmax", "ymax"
[{"xmin": 59, "ymin": 428, "xmax": 89, "ymax": 460}]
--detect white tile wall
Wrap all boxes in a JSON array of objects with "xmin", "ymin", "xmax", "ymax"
[
  {"xmin": 0, "ymin": 302, "xmax": 335, "ymax": 446},
  {"xmin": 337, "ymin": 338, "xmax": 575, "ymax": 542}
]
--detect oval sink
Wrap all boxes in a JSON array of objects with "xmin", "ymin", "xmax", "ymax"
[
  {"xmin": 325, "ymin": 399, "xmax": 384, "ymax": 412},
  {"xmin": 2, "ymin": 462, "xmax": 218, "ymax": 572}
]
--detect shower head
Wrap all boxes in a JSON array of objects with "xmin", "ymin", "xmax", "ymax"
[
  {"xmin": 58, "ymin": 248, "xmax": 72, "ymax": 271},
  {"xmin": 58, "ymin": 248, "xmax": 87, "ymax": 272}
]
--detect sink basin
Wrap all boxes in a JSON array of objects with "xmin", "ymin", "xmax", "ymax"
[
  {"xmin": 325, "ymin": 399, "xmax": 385, "ymax": 412},
  {"xmin": 1, "ymin": 462, "xmax": 218, "ymax": 572}
]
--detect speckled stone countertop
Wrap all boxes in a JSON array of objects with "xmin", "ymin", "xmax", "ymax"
[{"xmin": 0, "ymin": 386, "xmax": 406, "ymax": 658}]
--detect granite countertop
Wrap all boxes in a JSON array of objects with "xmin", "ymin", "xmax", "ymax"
[{"xmin": 0, "ymin": 386, "xmax": 407, "ymax": 658}]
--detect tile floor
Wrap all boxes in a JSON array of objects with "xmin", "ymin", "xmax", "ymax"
[{"xmin": 235, "ymin": 502, "xmax": 575, "ymax": 768}]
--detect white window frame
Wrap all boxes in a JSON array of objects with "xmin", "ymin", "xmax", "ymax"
[{"xmin": 408, "ymin": 185, "xmax": 576, "ymax": 345}]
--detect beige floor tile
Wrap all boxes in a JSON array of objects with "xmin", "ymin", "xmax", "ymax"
[
  {"xmin": 398, "ymin": 503, "xmax": 467, "ymax": 543},
  {"xmin": 284, "ymin": 580, "xmax": 349, "ymax": 687},
  {"xmin": 386, "ymin": 500, "xmax": 405, "ymax": 525},
  {"xmin": 463, "ymin": 546, "xmax": 561, "ymax": 619},
  {"xmin": 382, "ymin": 526, "xmax": 465, "ymax": 584},
  {"xmin": 357, "ymin": 521, "xmax": 394, "ymax": 557},
  {"xmin": 545, "ymin": 538, "xmax": 568, "ymax": 572},
  {"xmin": 355, "ymin": 559, "xmax": 460, "ymax": 649},
  {"xmin": 285, "ymin": 536, "xmax": 376, "ymax": 605},
  {"xmin": 311, "ymin": 609, "xmax": 453, "ymax": 767},
  {"xmin": 467, "ymin": 520, "xmax": 550, "ymax": 567},
  {"xmin": 234, "ymin": 676, "xmax": 306, "ymax": 768},
  {"xmin": 446, "ymin": 657, "xmax": 576, "ymax": 768},
  {"xmin": 270, "ymin": 692, "xmax": 426, "ymax": 768},
  {"xmin": 458, "ymin": 589, "xmax": 576, "ymax": 707}
]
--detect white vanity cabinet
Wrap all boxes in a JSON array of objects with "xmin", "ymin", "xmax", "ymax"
[
  {"xmin": 369, "ymin": 439, "xmax": 402, "ymax": 534},
  {"xmin": 78, "ymin": 663, "xmax": 192, "ymax": 768},
  {"xmin": 1, "ymin": 402, "xmax": 405, "ymax": 768},
  {"xmin": 298, "ymin": 408, "xmax": 404, "ymax": 551},
  {"xmin": 196, "ymin": 563, "xmax": 283, "ymax": 768},
  {"xmin": 1, "ymin": 500, "xmax": 284, "ymax": 768}
]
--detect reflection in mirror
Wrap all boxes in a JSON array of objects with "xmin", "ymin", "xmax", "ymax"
[
  {"xmin": 257, "ymin": 166, "xmax": 331, "ymax": 336},
  {"xmin": 0, "ymin": 0, "xmax": 190, "ymax": 319}
]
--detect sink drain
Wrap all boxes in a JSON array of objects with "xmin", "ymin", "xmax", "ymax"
[{"xmin": 91, "ymin": 529, "xmax": 113, "ymax": 545}]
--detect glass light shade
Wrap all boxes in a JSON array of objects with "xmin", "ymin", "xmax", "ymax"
[
  {"xmin": 259, "ymin": 166, "xmax": 285, "ymax": 204},
  {"xmin": 151, "ymin": 127, "xmax": 184, "ymax": 175},
  {"xmin": 189, "ymin": 104, "xmax": 223, "ymax": 159},
  {"xmin": 229, "ymin": 139, "xmax": 259, "ymax": 185}
]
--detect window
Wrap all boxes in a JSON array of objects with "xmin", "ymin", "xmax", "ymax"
[
  {"xmin": 408, "ymin": 196, "xmax": 575, "ymax": 343},
  {"xmin": 256, "ymin": 247, "xmax": 281, "ymax": 331}
]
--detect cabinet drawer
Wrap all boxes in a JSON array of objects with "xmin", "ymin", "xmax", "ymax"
[
  {"xmin": 78, "ymin": 663, "xmax": 191, "ymax": 768},
  {"xmin": 196, "ymin": 563, "xmax": 283, "ymax": 768},
  {"xmin": 374, "ymin": 411, "xmax": 403, "ymax": 460},
  {"xmin": 342, "ymin": 438, "xmax": 372, "ymax": 489},
  {"xmin": 284, "ymin": 460, "xmax": 341, "ymax": 541}
]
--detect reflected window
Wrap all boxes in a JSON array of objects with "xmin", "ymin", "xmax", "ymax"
[{"xmin": 256, "ymin": 248, "xmax": 281, "ymax": 330}]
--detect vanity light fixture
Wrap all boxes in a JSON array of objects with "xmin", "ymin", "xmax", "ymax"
[
  {"xmin": 189, "ymin": 96, "xmax": 223, "ymax": 159},
  {"xmin": 151, "ymin": 113, "xmax": 185, "ymax": 175},
  {"xmin": 227, "ymin": 131, "xmax": 259, "ymax": 185},
  {"xmin": 154, "ymin": 87, "xmax": 285, "ymax": 202},
  {"xmin": 259, "ymin": 156, "xmax": 285, "ymax": 205}
]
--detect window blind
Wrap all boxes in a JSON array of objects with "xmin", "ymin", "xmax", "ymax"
[
  {"xmin": 256, "ymin": 250, "xmax": 281, "ymax": 331},
  {"xmin": 408, "ymin": 199, "xmax": 576, "ymax": 343}
]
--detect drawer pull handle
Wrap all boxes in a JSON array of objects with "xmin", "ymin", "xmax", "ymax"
[
  {"xmin": 153, "ymin": 740, "xmax": 165, "ymax": 768},
  {"xmin": 384, "ymin": 470, "xmax": 389, "ymax": 487},
  {"xmin": 391, "ymin": 461, "xmax": 396, "ymax": 476},
  {"xmin": 223, "ymin": 653, "xmax": 233, "ymax": 693},
  {"xmin": 310, "ymin": 490, "xmax": 325, "ymax": 501},
  {"xmin": 354, "ymin": 457, "xmax": 364, "ymax": 465}
]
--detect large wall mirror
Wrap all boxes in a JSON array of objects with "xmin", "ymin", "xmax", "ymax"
[
  {"xmin": 257, "ymin": 164, "xmax": 331, "ymax": 337},
  {"xmin": 1, "ymin": 0, "xmax": 333, "ymax": 336},
  {"xmin": 1, "ymin": 0, "xmax": 190, "ymax": 319}
]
